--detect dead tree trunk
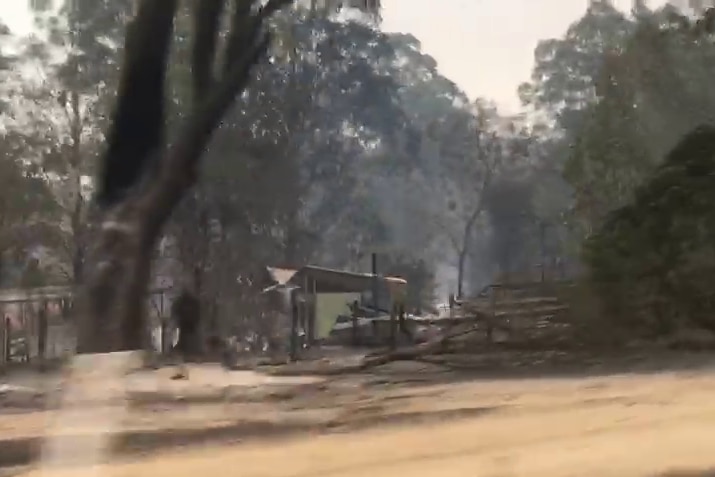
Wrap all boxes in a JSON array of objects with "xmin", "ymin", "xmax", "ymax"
[{"xmin": 77, "ymin": 0, "xmax": 294, "ymax": 353}]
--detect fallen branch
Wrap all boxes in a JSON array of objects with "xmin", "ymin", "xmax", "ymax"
[{"xmin": 360, "ymin": 323, "xmax": 483, "ymax": 369}]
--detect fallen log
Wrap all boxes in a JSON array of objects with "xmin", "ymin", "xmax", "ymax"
[{"xmin": 360, "ymin": 323, "xmax": 482, "ymax": 369}]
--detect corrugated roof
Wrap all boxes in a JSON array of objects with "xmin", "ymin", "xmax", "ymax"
[{"xmin": 264, "ymin": 265, "xmax": 407, "ymax": 296}]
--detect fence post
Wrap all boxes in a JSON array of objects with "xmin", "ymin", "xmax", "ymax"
[
  {"xmin": 289, "ymin": 290, "xmax": 299, "ymax": 362},
  {"xmin": 389, "ymin": 303, "xmax": 397, "ymax": 350},
  {"xmin": 487, "ymin": 286, "xmax": 496, "ymax": 344},
  {"xmin": 3, "ymin": 315, "xmax": 10, "ymax": 364},
  {"xmin": 22, "ymin": 303, "xmax": 30, "ymax": 363},
  {"xmin": 38, "ymin": 300, "xmax": 48, "ymax": 369},
  {"xmin": 309, "ymin": 278, "xmax": 317, "ymax": 346},
  {"xmin": 0, "ymin": 315, "xmax": 5, "ymax": 369},
  {"xmin": 351, "ymin": 300, "xmax": 359, "ymax": 346}
]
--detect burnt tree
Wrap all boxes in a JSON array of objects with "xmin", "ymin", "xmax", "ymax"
[{"xmin": 77, "ymin": 0, "xmax": 293, "ymax": 353}]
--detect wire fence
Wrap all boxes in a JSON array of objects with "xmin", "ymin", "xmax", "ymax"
[{"xmin": 0, "ymin": 286, "xmax": 171, "ymax": 370}]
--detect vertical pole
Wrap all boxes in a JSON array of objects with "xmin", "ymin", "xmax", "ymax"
[
  {"xmin": 351, "ymin": 300, "xmax": 358, "ymax": 346},
  {"xmin": 2, "ymin": 303, "xmax": 7, "ymax": 364},
  {"xmin": 22, "ymin": 303, "xmax": 30, "ymax": 363},
  {"xmin": 159, "ymin": 291, "xmax": 165, "ymax": 355},
  {"xmin": 0, "ymin": 309, "xmax": 5, "ymax": 368},
  {"xmin": 487, "ymin": 286, "xmax": 496, "ymax": 344},
  {"xmin": 389, "ymin": 303, "xmax": 397, "ymax": 350},
  {"xmin": 289, "ymin": 290, "xmax": 298, "ymax": 362},
  {"xmin": 38, "ymin": 300, "xmax": 48, "ymax": 368},
  {"xmin": 3, "ymin": 315, "xmax": 9, "ymax": 363},
  {"xmin": 303, "ymin": 275, "xmax": 309, "ymax": 348},
  {"xmin": 398, "ymin": 302, "xmax": 409, "ymax": 339},
  {"xmin": 540, "ymin": 222, "xmax": 546, "ymax": 283},
  {"xmin": 371, "ymin": 253, "xmax": 379, "ymax": 314},
  {"xmin": 160, "ymin": 316, "xmax": 167, "ymax": 356},
  {"xmin": 309, "ymin": 278, "xmax": 317, "ymax": 345}
]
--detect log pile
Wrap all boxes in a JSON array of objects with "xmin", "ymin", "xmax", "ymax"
[{"xmin": 357, "ymin": 282, "xmax": 574, "ymax": 370}]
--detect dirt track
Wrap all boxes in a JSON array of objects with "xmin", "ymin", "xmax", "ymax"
[{"xmin": 6, "ymin": 357, "xmax": 715, "ymax": 477}]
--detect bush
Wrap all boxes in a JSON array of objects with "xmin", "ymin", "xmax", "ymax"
[{"xmin": 584, "ymin": 126, "xmax": 715, "ymax": 338}]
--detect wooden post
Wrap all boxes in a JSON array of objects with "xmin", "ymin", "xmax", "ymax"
[
  {"xmin": 3, "ymin": 315, "xmax": 9, "ymax": 364},
  {"xmin": 351, "ymin": 300, "xmax": 359, "ymax": 346},
  {"xmin": 487, "ymin": 286, "xmax": 496, "ymax": 344},
  {"xmin": 160, "ymin": 291, "xmax": 165, "ymax": 324},
  {"xmin": 160, "ymin": 316, "xmax": 168, "ymax": 355},
  {"xmin": 289, "ymin": 290, "xmax": 299, "ymax": 362},
  {"xmin": 389, "ymin": 303, "xmax": 397, "ymax": 350},
  {"xmin": 309, "ymin": 278, "xmax": 317, "ymax": 345},
  {"xmin": 539, "ymin": 222, "xmax": 546, "ymax": 283},
  {"xmin": 371, "ymin": 253, "xmax": 379, "ymax": 314},
  {"xmin": 38, "ymin": 300, "xmax": 48, "ymax": 368},
  {"xmin": 0, "ymin": 313, "xmax": 5, "ymax": 369},
  {"xmin": 302, "ymin": 275, "xmax": 308, "ymax": 347},
  {"xmin": 22, "ymin": 304, "xmax": 30, "ymax": 363},
  {"xmin": 398, "ymin": 302, "xmax": 410, "ymax": 340},
  {"xmin": 159, "ymin": 290, "xmax": 168, "ymax": 356}
]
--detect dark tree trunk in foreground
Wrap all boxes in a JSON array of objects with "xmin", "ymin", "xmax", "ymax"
[{"xmin": 77, "ymin": 0, "xmax": 293, "ymax": 353}]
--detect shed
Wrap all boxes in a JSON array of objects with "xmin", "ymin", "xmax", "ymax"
[{"xmin": 264, "ymin": 265, "xmax": 407, "ymax": 341}]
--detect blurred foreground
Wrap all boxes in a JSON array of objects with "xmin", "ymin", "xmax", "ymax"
[{"xmin": 3, "ymin": 352, "xmax": 715, "ymax": 477}]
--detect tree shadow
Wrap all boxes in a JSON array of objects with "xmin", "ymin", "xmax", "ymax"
[
  {"xmin": 655, "ymin": 470, "xmax": 715, "ymax": 476},
  {"xmin": 358, "ymin": 349, "xmax": 715, "ymax": 389},
  {"xmin": 0, "ymin": 404, "xmax": 499, "ymax": 470}
]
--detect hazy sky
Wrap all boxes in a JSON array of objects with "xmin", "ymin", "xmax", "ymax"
[
  {"xmin": 1, "ymin": 0, "xmax": 668, "ymax": 113},
  {"xmin": 380, "ymin": 0, "xmax": 671, "ymax": 112}
]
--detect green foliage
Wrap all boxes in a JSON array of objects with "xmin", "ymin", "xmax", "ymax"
[
  {"xmin": 521, "ymin": 3, "xmax": 715, "ymax": 337},
  {"xmin": 515, "ymin": 3, "xmax": 640, "ymax": 278},
  {"xmin": 564, "ymin": 4, "xmax": 715, "ymax": 219},
  {"xmin": 0, "ymin": 33, "xmax": 62, "ymax": 281},
  {"xmin": 7, "ymin": 0, "xmax": 134, "ymax": 283},
  {"xmin": 519, "ymin": 1, "xmax": 634, "ymax": 130},
  {"xmin": 563, "ymin": 48, "xmax": 654, "ymax": 235},
  {"xmin": 30, "ymin": 0, "xmax": 131, "ymax": 91},
  {"xmin": 584, "ymin": 126, "xmax": 715, "ymax": 335},
  {"xmin": 169, "ymin": 9, "xmax": 433, "ymax": 270}
]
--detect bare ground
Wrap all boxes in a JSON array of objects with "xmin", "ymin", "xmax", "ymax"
[{"xmin": 4, "ymin": 350, "xmax": 715, "ymax": 477}]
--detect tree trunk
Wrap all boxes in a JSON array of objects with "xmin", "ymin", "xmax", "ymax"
[
  {"xmin": 456, "ymin": 207, "xmax": 482, "ymax": 300},
  {"xmin": 456, "ymin": 247, "xmax": 467, "ymax": 299},
  {"xmin": 75, "ymin": 0, "xmax": 293, "ymax": 354},
  {"xmin": 77, "ymin": 221, "xmax": 154, "ymax": 352}
]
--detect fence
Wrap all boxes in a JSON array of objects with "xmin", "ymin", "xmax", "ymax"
[{"xmin": 0, "ymin": 285, "xmax": 171, "ymax": 370}]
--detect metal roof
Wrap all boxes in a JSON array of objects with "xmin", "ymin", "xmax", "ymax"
[{"xmin": 265, "ymin": 265, "xmax": 407, "ymax": 295}]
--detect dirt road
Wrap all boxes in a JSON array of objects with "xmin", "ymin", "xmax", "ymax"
[{"xmin": 9, "ymin": 361, "xmax": 715, "ymax": 477}]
